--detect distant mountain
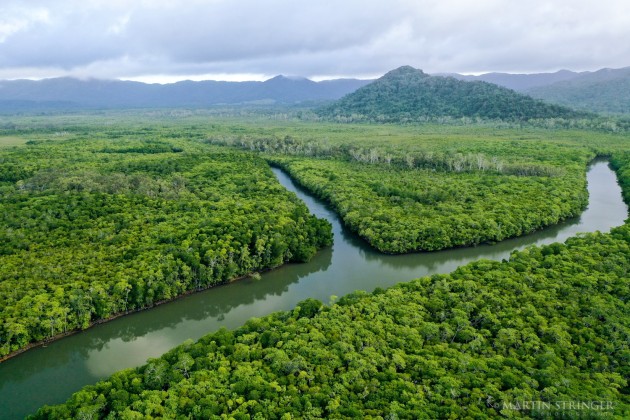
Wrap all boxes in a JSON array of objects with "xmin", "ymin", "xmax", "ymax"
[
  {"xmin": 5, "ymin": 66, "xmax": 627, "ymax": 116},
  {"xmin": 525, "ymin": 67, "xmax": 630, "ymax": 115},
  {"xmin": 446, "ymin": 70, "xmax": 584, "ymax": 92},
  {"xmin": 0, "ymin": 76, "xmax": 371, "ymax": 111},
  {"xmin": 443, "ymin": 67, "xmax": 630, "ymax": 115},
  {"xmin": 318, "ymin": 66, "xmax": 584, "ymax": 122},
  {"xmin": 0, "ymin": 100, "xmax": 83, "ymax": 113}
]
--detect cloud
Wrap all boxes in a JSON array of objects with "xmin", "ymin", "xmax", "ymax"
[
  {"xmin": 0, "ymin": 6, "xmax": 50, "ymax": 43},
  {"xmin": 0, "ymin": 0, "xmax": 629, "ymax": 81}
]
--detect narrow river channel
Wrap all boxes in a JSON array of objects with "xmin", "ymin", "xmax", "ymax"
[{"xmin": 0, "ymin": 160, "xmax": 627, "ymax": 418}]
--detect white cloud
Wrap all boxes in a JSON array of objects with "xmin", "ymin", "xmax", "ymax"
[
  {"xmin": 0, "ymin": 7, "xmax": 50, "ymax": 43},
  {"xmin": 0, "ymin": 0, "xmax": 629, "ymax": 81},
  {"xmin": 106, "ymin": 14, "xmax": 131, "ymax": 36}
]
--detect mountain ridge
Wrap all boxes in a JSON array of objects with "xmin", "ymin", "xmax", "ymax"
[
  {"xmin": 318, "ymin": 66, "xmax": 585, "ymax": 121},
  {"xmin": 445, "ymin": 67, "xmax": 630, "ymax": 114},
  {"xmin": 525, "ymin": 67, "xmax": 630, "ymax": 114},
  {"xmin": 445, "ymin": 70, "xmax": 585, "ymax": 91},
  {"xmin": 0, "ymin": 76, "xmax": 372, "ymax": 110},
  {"xmin": 2, "ymin": 66, "xmax": 629, "ymax": 114}
]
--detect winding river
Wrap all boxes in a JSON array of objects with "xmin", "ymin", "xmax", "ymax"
[{"xmin": 0, "ymin": 160, "xmax": 627, "ymax": 419}]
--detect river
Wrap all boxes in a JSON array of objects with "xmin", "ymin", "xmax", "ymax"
[{"xmin": 0, "ymin": 160, "xmax": 627, "ymax": 419}]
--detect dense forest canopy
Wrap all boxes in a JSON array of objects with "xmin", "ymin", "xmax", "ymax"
[
  {"xmin": 207, "ymin": 124, "xmax": 602, "ymax": 253},
  {"xmin": 0, "ymin": 133, "xmax": 332, "ymax": 358},
  {"xmin": 33, "ymin": 216, "xmax": 630, "ymax": 418},
  {"xmin": 267, "ymin": 156, "xmax": 588, "ymax": 253},
  {"xmin": 317, "ymin": 66, "xmax": 587, "ymax": 122},
  {"xmin": 0, "ymin": 114, "xmax": 629, "ymax": 418}
]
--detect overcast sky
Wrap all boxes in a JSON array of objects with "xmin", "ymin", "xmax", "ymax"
[{"xmin": 1, "ymin": 0, "xmax": 629, "ymax": 83}]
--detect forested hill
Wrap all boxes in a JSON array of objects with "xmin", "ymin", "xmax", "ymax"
[
  {"xmin": 526, "ymin": 67, "xmax": 630, "ymax": 115},
  {"xmin": 447, "ymin": 69, "xmax": 583, "ymax": 92},
  {"xmin": 318, "ymin": 66, "xmax": 586, "ymax": 122}
]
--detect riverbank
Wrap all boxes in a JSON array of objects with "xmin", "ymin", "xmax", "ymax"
[
  {"xmin": 1, "ymin": 160, "xmax": 627, "ymax": 419},
  {"xmin": 0, "ymin": 266, "xmax": 293, "ymax": 364},
  {"xmin": 0, "ymin": 157, "xmax": 607, "ymax": 364},
  {"xmin": 267, "ymin": 156, "xmax": 594, "ymax": 253}
]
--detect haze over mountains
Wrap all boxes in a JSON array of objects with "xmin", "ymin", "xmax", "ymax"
[
  {"xmin": 525, "ymin": 68, "xmax": 630, "ymax": 115},
  {"xmin": 0, "ymin": 76, "xmax": 371, "ymax": 111},
  {"xmin": 448, "ymin": 70, "xmax": 585, "ymax": 92},
  {"xmin": 0, "ymin": 66, "xmax": 629, "ymax": 115},
  {"xmin": 451, "ymin": 67, "xmax": 630, "ymax": 114}
]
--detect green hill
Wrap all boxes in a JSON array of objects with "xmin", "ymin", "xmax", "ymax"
[
  {"xmin": 527, "ymin": 67, "xmax": 630, "ymax": 115},
  {"xmin": 318, "ymin": 66, "xmax": 585, "ymax": 122}
]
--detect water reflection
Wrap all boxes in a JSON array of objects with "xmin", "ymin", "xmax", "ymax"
[
  {"xmin": 0, "ymin": 160, "xmax": 626, "ymax": 419},
  {"xmin": 0, "ymin": 241, "xmax": 332, "ymax": 419}
]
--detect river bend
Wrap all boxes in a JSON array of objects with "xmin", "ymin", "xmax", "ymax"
[{"xmin": 0, "ymin": 160, "xmax": 627, "ymax": 418}]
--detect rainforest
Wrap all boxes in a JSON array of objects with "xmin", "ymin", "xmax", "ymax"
[
  {"xmin": 0, "ymin": 109, "xmax": 627, "ymax": 419},
  {"xmin": 4, "ymin": 0, "xmax": 630, "ymax": 416},
  {"xmin": 0, "ymin": 127, "xmax": 332, "ymax": 358}
]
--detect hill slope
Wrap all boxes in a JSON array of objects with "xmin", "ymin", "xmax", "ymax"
[
  {"xmin": 318, "ymin": 66, "xmax": 584, "ymax": 121},
  {"xmin": 0, "ymin": 76, "xmax": 371, "ymax": 110},
  {"xmin": 526, "ymin": 67, "xmax": 630, "ymax": 115},
  {"xmin": 448, "ymin": 70, "xmax": 583, "ymax": 92}
]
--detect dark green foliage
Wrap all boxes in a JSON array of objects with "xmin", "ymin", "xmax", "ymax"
[
  {"xmin": 318, "ymin": 66, "xmax": 586, "ymax": 122},
  {"xmin": 3, "ymin": 115, "xmax": 630, "ymax": 418},
  {"xmin": 0, "ymin": 137, "xmax": 332, "ymax": 357},
  {"xmin": 611, "ymin": 153, "xmax": 630, "ymax": 206},
  {"xmin": 269, "ymin": 156, "xmax": 588, "ymax": 253},
  {"xmin": 295, "ymin": 298, "xmax": 323, "ymax": 319},
  {"xmin": 32, "ymin": 220, "xmax": 630, "ymax": 418},
  {"xmin": 205, "ymin": 120, "xmax": 605, "ymax": 254},
  {"xmin": 101, "ymin": 142, "xmax": 183, "ymax": 154}
]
